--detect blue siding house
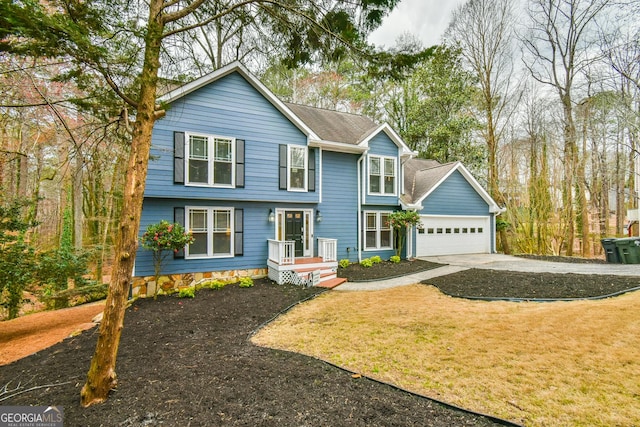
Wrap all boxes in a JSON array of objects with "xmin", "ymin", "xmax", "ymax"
[{"xmin": 132, "ymin": 62, "xmax": 501, "ymax": 296}]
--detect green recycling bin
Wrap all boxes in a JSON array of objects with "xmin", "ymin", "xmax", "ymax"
[
  {"xmin": 601, "ymin": 238, "xmax": 622, "ymax": 263},
  {"xmin": 615, "ymin": 238, "xmax": 640, "ymax": 264}
]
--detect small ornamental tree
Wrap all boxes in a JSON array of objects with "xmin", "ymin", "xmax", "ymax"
[
  {"xmin": 387, "ymin": 210, "xmax": 422, "ymax": 258},
  {"xmin": 140, "ymin": 220, "xmax": 193, "ymax": 299}
]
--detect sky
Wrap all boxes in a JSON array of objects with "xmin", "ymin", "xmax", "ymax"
[{"xmin": 368, "ymin": 0, "xmax": 468, "ymax": 49}]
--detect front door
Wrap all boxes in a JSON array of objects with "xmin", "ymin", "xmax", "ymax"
[{"xmin": 285, "ymin": 211, "xmax": 305, "ymax": 257}]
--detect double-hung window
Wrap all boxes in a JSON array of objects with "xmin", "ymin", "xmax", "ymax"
[
  {"xmin": 364, "ymin": 211, "xmax": 393, "ymax": 250},
  {"xmin": 368, "ymin": 156, "xmax": 396, "ymax": 195},
  {"xmin": 186, "ymin": 133, "xmax": 234, "ymax": 187},
  {"xmin": 186, "ymin": 207, "xmax": 233, "ymax": 258},
  {"xmin": 289, "ymin": 146, "xmax": 307, "ymax": 191}
]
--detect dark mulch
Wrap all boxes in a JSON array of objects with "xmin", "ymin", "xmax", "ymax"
[
  {"xmin": 338, "ymin": 259, "xmax": 444, "ymax": 282},
  {"xmin": 0, "ymin": 280, "xmax": 504, "ymax": 427},
  {"xmin": 425, "ymin": 269, "xmax": 640, "ymax": 300}
]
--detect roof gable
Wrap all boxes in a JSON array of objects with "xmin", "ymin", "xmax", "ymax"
[
  {"xmin": 158, "ymin": 61, "xmax": 319, "ymax": 140},
  {"xmin": 402, "ymin": 158, "xmax": 501, "ymax": 213}
]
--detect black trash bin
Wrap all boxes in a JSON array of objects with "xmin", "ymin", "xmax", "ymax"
[
  {"xmin": 601, "ymin": 238, "xmax": 621, "ymax": 263},
  {"xmin": 615, "ymin": 238, "xmax": 640, "ymax": 264}
]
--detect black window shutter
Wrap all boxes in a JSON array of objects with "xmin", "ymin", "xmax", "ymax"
[
  {"xmin": 235, "ymin": 139, "xmax": 245, "ymax": 188},
  {"xmin": 174, "ymin": 132, "xmax": 185, "ymax": 184},
  {"xmin": 173, "ymin": 207, "xmax": 186, "ymax": 259},
  {"xmin": 279, "ymin": 144, "xmax": 287, "ymax": 190},
  {"xmin": 234, "ymin": 209, "xmax": 244, "ymax": 256},
  {"xmin": 308, "ymin": 148, "xmax": 316, "ymax": 192}
]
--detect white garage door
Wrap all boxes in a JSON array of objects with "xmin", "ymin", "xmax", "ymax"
[{"xmin": 417, "ymin": 216, "xmax": 490, "ymax": 256}]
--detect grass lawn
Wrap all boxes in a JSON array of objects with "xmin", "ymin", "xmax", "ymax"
[{"xmin": 252, "ymin": 284, "xmax": 640, "ymax": 426}]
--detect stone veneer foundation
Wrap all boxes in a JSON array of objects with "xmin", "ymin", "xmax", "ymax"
[{"xmin": 131, "ymin": 268, "xmax": 268, "ymax": 298}]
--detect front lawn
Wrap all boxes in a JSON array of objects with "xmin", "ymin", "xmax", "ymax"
[{"xmin": 253, "ymin": 276, "xmax": 640, "ymax": 426}]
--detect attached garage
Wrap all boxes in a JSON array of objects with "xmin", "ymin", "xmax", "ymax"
[
  {"xmin": 402, "ymin": 159, "xmax": 503, "ymax": 258},
  {"xmin": 416, "ymin": 215, "xmax": 491, "ymax": 256}
]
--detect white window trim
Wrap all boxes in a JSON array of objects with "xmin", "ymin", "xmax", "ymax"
[
  {"xmin": 185, "ymin": 206, "xmax": 234, "ymax": 259},
  {"xmin": 274, "ymin": 208, "xmax": 314, "ymax": 257},
  {"xmin": 185, "ymin": 132, "xmax": 236, "ymax": 188},
  {"xmin": 367, "ymin": 155, "xmax": 397, "ymax": 196},
  {"xmin": 287, "ymin": 145, "xmax": 308, "ymax": 192},
  {"xmin": 363, "ymin": 211, "xmax": 394, "ymax": 251}
]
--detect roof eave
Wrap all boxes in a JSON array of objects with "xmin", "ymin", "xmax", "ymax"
[{"xmin": 309, "ymin": 139, "xmax": 369, "ymax": 154}]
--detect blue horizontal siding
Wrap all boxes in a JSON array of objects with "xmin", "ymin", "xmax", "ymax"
[
  {"xmin": 420, "ymin": 170, "xmax": 491, "ymax": 216},
  {"xmin": 316, "ymin": 151, "xmax": 359, "ymax": 263},
  {"xmin": 136, "ymin": 198, "xmax": 318, "ymax": 276},
  {"xmin": 364, "ymin": 132, "xmax": 401, "ymax": 206},
  {"xmin": 145, "ymin": 72, "xmax": 318, "ymax": 204}
]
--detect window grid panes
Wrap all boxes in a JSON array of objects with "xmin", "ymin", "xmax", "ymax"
[
  {"xmin": 186, "ymin": 133, "xmax": 234, "ymax": 186},
  {"xmin": 186, "ymin": 207, "xmax": 233, "ymax": 258},
  {"xmin": 289, "ymin": 146, "xmax": 306, "ymax": 190},
  {"xmin": 364, "ymin": 212, "xmax": 393, "ymax": 250},
  {"xmin": 369, "ymin": 156, "xmax": 395, "ymax": 195}
]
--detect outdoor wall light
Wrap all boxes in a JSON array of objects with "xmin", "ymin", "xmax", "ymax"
[
  {"xmin": 316, "ymin": 210, "xmax": 323, "ymax": 223},
  {"xmin": 268, "ymin": 209, "xmax": 275, "ymax": 223}
]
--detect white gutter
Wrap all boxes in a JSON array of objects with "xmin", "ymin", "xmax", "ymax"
[{"xmin": 356, "ymin": 151, "xmax": 368, "ymax": 263}]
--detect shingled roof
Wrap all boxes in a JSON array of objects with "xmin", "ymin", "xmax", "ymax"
[
  {"xmin": 402, "ymin": 158, "xmax": 459, "ymax": 206},
  {"xmin": 283, "ymin": 102, "xmax": 379, "ymax": 145}
]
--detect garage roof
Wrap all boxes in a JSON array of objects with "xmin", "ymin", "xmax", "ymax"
[{"xmin": 402, "ymin": 158, "xmax": 502, "ymax": 213}]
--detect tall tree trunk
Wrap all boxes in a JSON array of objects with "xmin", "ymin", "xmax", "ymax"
[
  {"xmin": 73, "ymin": 155, "xmax": 84, "ymax": 250},
  {"xmin": 561, "ymin": 96, "xmax": 577, "ymax": 255},
  {"xmin": 81, "ymin": 0, "xmax": 164, "ymax": 406},
  {"xmin": 578, "ymin": 110, "xmax": 590, "ymax": 256}
]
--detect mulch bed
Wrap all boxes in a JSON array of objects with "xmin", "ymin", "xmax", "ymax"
[
  {"xmin": 425, "ymin": 269, "xmax": 640, "ymax": 300},
  {"xmin": 338, "ymin": 259, "xmax": 444, "ymax": 282},
  {"xmin": 0, "ymin": 280, "xmax": 504, "ymax": 427},
  {"xmin": 4, "ymin": 256, "xmax": 637, "ymax": 426}
]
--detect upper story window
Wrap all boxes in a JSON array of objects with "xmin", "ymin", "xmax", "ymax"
[
  {"xmin": 289, "ymin": 146, "xmax": 307, "ymax": 191},
  {"xmin": 186, "ymin": 133, "xmax": 234, "ymax": 187},
  {"xmin": 369, "ymin": 155, "xmax": 396, "ymax": 195},
  {"xmin": 279, "ymin": 144, "xmax": 315, "ymax": 192}
]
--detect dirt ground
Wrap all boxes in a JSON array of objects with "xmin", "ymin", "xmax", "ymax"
[{"xmin": 0, "ymin": 301, "xmax": 104, "ymax": 365}]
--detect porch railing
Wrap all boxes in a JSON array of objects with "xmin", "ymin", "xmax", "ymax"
[
  {"xmin": 268, "ymin": 239, "xmax": 295, "ymax": 265},
  {"xmin": 318, "ymin": 238, "xmax": 338, "ymax": 262}
]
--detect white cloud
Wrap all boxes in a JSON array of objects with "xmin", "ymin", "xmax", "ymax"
[{"xmin": 368, "ymin": 0, "xmax": 467, "ymax": 49}]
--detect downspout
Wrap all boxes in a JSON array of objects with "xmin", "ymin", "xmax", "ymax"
[{"xmin": 357, "ymin": 152, "xmax": 367, "ymax": 263}]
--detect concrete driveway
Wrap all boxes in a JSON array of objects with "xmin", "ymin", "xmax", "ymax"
[
  {"xmin": 335, "ymin": 254, "xmax": 640, "ymax": 291},
  {"xmin": 420, "ymin": 253, "xmax": 640, "ymax": 276}
]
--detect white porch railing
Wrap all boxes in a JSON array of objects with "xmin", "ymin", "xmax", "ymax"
[
  {"xmin": 318, "ymin": 238, "xmax": 338, "ymax": 262},
  {"xmin": 268, "ymin": 239, "xmax": 295, "ymax": 265}
]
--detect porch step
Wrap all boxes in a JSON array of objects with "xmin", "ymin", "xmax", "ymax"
[
  {"xmin": 316, "ymin": 277, "xmax": 347, "ymax": 289},
  {"xmin": 267, "ymin": 257, "xmax": 338, "ymax": 286}
]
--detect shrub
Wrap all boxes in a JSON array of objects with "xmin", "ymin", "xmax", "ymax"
[
  {"xmin": 0, "ymin": 199, "xmax": 38, "ymax": 319},
  {"xmin": 238, "ymin": 277, "xmax": 254, "ymax": 288},
  {"xmin": 140, "ymin": 220, "xmax": 194, "ymax": 299},
  {"xmin": 360, "ymin": 258, "xmax": 373, "ymax": 268},
  {"xmin": 390, "ymin": 255, "xmax": 401, "ymax": 263},
  {"xmin": 339, "ymin": 259, "xmax": 350, "ymax": 268},
  {"xmin": 178, "ymin": 287, "xmax": 195, "ymax": 298},
  {"xmin": 200, "ymin": 280, "xmax": 227, "ymax": 290},
  {"xmin": 370, "ymin": 255, "xmax": 382, "ymax": 264}
]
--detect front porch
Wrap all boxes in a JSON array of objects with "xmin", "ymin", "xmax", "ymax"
[{"xmin": 267, "ymin": 238, "xmax": 346, "ymax": 288}]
